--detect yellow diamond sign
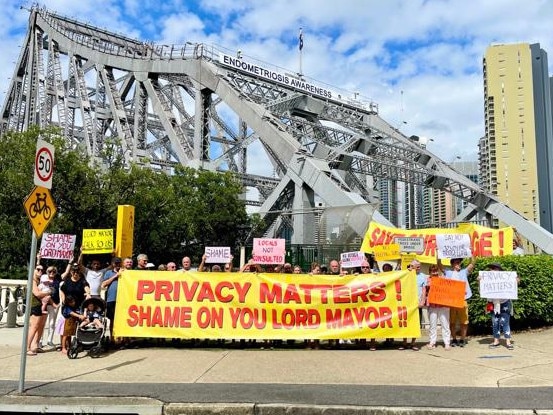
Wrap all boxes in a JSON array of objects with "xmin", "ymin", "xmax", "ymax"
[{"xmin": 23, "ymin": 186, "xmax": 57, "ymax": 238}]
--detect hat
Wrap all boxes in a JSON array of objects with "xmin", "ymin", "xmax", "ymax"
[
  {"xmin": 70, "ymin": 262, "xmax": 79, "ymax": 270},
  {"xmin": 40, "ymin": 274, "xmax": 49, "ymax": 283},
  {"xmin": 487, "ymin": 262, "xmax": 503, "ymax": 270},
  {"xmin": 112, "ymin": 257, "xmax": 122, "ymax": 264},
  {"xmin": 146, "ymin": 262, "xmax": 155, "ymax": 269}
]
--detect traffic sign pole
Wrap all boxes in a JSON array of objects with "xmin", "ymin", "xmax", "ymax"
[{"xmin": 19, "ymin": 230, "xmax": 37, "ymax": 393}]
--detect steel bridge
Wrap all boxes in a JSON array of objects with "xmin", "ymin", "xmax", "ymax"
[{"xmin": 2, "ymin": 6, "xmax": 553, "ymax": 253}]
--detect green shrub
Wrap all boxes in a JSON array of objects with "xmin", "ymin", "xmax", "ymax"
[{"xmin": 467, "ymin": 255, "xmax": 553, "ymax": 334}]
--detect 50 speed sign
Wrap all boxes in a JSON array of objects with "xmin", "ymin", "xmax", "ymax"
[{"xmin": 34, "ymin": 138, "xmax": 55, "ymax": 189}]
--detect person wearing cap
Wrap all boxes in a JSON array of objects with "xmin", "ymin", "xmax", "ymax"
[
  {"xmin": 101, "ymin": 257, "xmax": 125, "ymax": 346},
  {"xmin": 481, "ymin": 262, "xmax": 517, "ymax": 350},
  {"xmin": 438, "ymin": 255, "xmax": 476, "ymax": 348}
]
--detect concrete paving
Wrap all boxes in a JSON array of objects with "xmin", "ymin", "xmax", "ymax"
[{"xmin": 1, "ymin": 321, "xmax": 553, "ymax": 414}]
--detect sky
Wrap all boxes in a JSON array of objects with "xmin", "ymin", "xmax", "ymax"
[{"xmin": 2, "ymin": 0, "xmax": 553, "ymax": 163}]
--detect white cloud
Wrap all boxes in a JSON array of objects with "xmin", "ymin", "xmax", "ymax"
[{"xmin": 2, "ymin": 0, "xmax": 553, "ymax": 166}]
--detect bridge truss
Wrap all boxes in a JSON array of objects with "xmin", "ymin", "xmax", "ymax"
[{"xmin": 2, "ymin": 6, "xmax": 553, "ymax": 253}]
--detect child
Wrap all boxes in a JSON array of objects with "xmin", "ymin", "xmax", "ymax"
[
  {"xmin": 80, "ymin": 301, "xmax": 104, "ymax": 329},
  {"xmin": 425, "ymin": 264, "xmax": 451, "ymax": 350},
  {"xmin": 38, "ymin": 274, "xmax": 53, "ymax": 314},
  {"xmin": 60, "ymin": 295, "xmax": 83, "ymax": 354}
]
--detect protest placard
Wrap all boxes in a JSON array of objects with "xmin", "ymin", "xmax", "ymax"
[
  {"xmin": 82, "ymin": 229, "xmax": 114, "ymax": 254},
  {"xmin": 394, "ymin": 236, "xmax": 425, "ymax": 253},
  {"xmin": 479, "ymin": 271, "xmax": 518, "ymax": 299},
  {"xmin": 340, "ymin": 251, "xmax": 366, "ymax": 268},
  {"xmin": 400, "ymin": 253, "xmax": 417, "ymax": 270},
  {"xmin": 252, "ymin": 238, "xmax": 286, "ymax": 264},
  {"xmin": 205, "ymin": 247, "xmax": 231, "ymax": 263},
  {"xmin": 427, "ymin": 277, "xmax": 466, "ymax": 308},
  {"xmin": 39, "ymin": 233, "xmax": 76, "ymax": 260},
  {"xmin": 436, "ymin": 234, "xmax": 471, "ymax": 259},
  {"xmin": 373, "ymin": 243, "xmax": 401, "ymax": 261}
]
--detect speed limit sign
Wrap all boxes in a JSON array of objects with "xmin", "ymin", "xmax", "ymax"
[{"xmin": 34, "ymin": 138, "xmax": 55, "ymax": 189}]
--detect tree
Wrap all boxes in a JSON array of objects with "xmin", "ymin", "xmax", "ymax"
[{"xmin": 0, "ymin": 128, "xmax": 257, "ymax": 277}]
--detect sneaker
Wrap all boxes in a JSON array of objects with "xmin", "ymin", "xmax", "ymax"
[
  {"xmin": 451, "ymin": 339, "xmax": 458, "ymax": 347},
  {"xmin": 459, "ymin": 339, "xmax": 466, "ymax": 348},
  {"xmin": 47, "ymin": 342, "xmax": 55, "ymax": 347}
]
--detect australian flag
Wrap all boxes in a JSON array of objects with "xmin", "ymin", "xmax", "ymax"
[{"xmin": 299, "ymin": 28, "xmax": 304, "ymax": 51}]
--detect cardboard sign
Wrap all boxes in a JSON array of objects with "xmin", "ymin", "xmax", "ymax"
[
  {"xmin": 436, "ymin": 234, "xmax": 471, "ymax": 259},
  {"xmin": 373, "ymin": 243, "xmax": 401, "ymax": 261},
  {"xmin": 340, "ymin": 251, "xmax": 366, "ymax": 268},
  {"xmin": 427, "ymin": 277, "xmax": 466, "ymax": 308},
  {"xmin": 400, "ymin": 253, "xmax": 417, "ymax": 270},
  {"xmin": 394, "ymin": 237, "xmax": 425, "ymax": 253},
  {"xmin": 205, "ymin": 247, "xmax": 231, "ymax": 263},
  {"xmin": 39, "ymin": 233, "xmax": 76, "ymax": 260},
  {"xmin": 252, "ymin": 238, "xmax": 285, "ymax": 264},
  {"xmin": 82, "ymin": 229, "xmax": 114, "ymax": 254},
  {"xmin": 479, "ymin": 271, "xmax": 518, "ymax": 300}
]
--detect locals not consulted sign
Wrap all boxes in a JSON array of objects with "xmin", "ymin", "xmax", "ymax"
[{"xmin": 34, "ymin": 139, "xmax": 55, "ymax": 189}]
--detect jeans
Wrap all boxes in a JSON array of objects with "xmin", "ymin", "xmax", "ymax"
[{"xmin": 491, "ymin": 301, "xmax": 512, "ymax": 339}]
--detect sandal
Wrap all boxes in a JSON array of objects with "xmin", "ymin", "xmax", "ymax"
[
  {"xmin": 506, "ymin": 344, "xmax": 514, "ymax": 350},
  {"xmin": 26, "ymin": 350, "xmax": 37, "ymax": 356},
  {"xmin": 411, "ymin": 345, "xmax": 420, "ymax": 351},
  {"xmin": 427, "ymin": 343, "xmax": 436, "ymax": 350},
  {"xmin": 489, "ymin": 343, "xmax": 501, "ymax": 349}
]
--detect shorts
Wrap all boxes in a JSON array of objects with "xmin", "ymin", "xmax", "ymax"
[
  {"xmin": 30, "ymin": 305, "xmax": 43, "ymax": 317},
  {"xmin": 106, "ymin": 302, "xmax": 116, "ymax": 322},
  {"xmin": 63, "ymin": 317, "xmax": 78, "ymax": 336},
  {"xmin": 450, "ymin": 301, "xmax": 469, "ymax": 325}
]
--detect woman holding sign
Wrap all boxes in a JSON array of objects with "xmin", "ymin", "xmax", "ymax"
[
  {"xmin": 424, "ymin": 265, "xmax": 451, "ymax": 350},
  {"xmin": 481, "ymin": 263, "xmax": 516, "ymax": 350}
]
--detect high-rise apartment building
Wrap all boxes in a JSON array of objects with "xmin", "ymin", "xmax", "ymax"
[{"xmin": 482, "ymin": 43, "xmax": 553, "ymax": 232}]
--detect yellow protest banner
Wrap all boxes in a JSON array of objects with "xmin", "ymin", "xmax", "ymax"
[
  {"xmin": 115, "ymin": 205, "xmax": 134, "ymax": 258},
  {"xmin": 82, "ymin": 228, "xmax": 114, "ymax": 254},
  {"xmin": 427, "ymin": 277, "xmax": 466, "ymax": 308},
  {"xmin": 114, "ymin": 270, "xmax": 421, "ymax": 340},
  {"xmin": 373, "ymin": 243, "xmax": 401, "ymax": 261},
  {"xmin": 361, "ymin": 222, "xmax": 514, "ymax": 263}
]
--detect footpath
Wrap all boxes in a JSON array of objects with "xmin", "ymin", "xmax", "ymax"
[{"xmin": 1, "ymin": 323, "xmax": 553, "ymax": 415}]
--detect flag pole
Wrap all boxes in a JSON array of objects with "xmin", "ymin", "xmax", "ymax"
[{"xmin": 299, "ymin": 28, "xmax": 303, "ymax": 76}]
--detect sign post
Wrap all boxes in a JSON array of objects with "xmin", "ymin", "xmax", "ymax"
[{"xmin": 20, "ymin": 139, "xmax": 55, "ymax": 393}]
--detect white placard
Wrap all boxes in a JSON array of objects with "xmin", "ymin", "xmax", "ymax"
[
  {"xmin": 394, "ymin": 236, "xmax": 425, "ymax": 253},
  {"xmin": 340, "ymin": 251, "xmax": 366, "ymax": 268},
  {"xmin": 39, "ymin": 233, "xmax": 76, "ymax": 260},
  {"xmin": 479, "ymin": 271, "xmax": 518, "ymax": 299},
  {"xmin": 436, "ymin": 234, "xmax": 471, "ymax": 259},
  {"xmin": 34, "ymin": 139, "xmax": 55, "ymax": 189},
  {"xmin": 204, "ymin": 246, "xmax": 231, "ymax": 263},
  {"xmin": 252, "ymin": 238, "xmax": 286, "ymax": 265}
]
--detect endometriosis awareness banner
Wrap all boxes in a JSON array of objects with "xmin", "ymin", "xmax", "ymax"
[{"xmin": 114, "ymin": 270, "xmax": 421, "ymax": 340}]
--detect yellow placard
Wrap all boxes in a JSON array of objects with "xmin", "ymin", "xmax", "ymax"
[
  {"xmin": 401, "ymin": 253, "xmax": 417, "ymax": 270},
  {"xmin": 361, "ymin": 222, "xmax": 514, "ymax": 263},
  {"xmin": 373, "ymin": 243, "xmax": 401, "ymax": 261},
  {"xmin": 114, "ymin": 271, "xmax": 421, "ymax": 340},
  {"xmin": 115, "ymin": 205, "xmax": 134, "ymax": 258},
  {"xmin": 82, "ymin": 228, "xmax": 114, "ymax": 254}
]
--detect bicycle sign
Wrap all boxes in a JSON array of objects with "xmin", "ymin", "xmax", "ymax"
[
  {"xmin": 34, "ymin": 139, "xmax": 55, "ymax": 189},
  {"xmin": 23, "ymin": 186, "xmax": 57, "ymax": 238}
]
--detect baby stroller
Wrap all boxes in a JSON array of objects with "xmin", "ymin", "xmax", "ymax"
[{"xmin": 68, "ymin": 297, "xmax": 107, "ymax": 359}]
